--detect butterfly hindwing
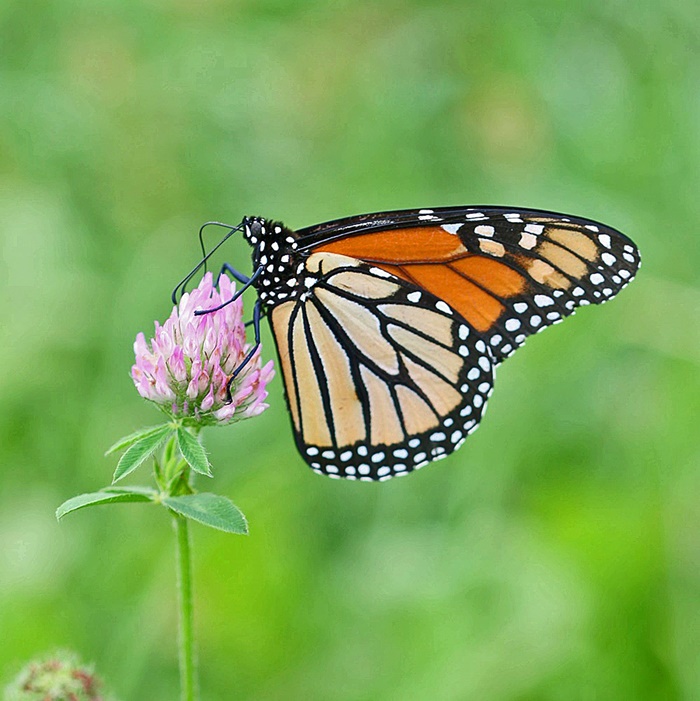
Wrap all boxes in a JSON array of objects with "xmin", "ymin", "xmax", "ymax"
[{"xmin": 269, "ymin": 252, "xmax": 495, "ymax": 480}]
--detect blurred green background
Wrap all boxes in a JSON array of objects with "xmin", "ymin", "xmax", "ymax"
[{"xmin": 1, "ymin": 0, "xmax": 698, "ymax": 699}]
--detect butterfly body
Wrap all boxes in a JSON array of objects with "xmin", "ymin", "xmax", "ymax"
[
  {"xmin": 222, "ymin": 206, "xmax": 640, "ymax": 480},
  {"xmin": 242, "ymin": 217, "xmax": 304, "ymax": 307}
]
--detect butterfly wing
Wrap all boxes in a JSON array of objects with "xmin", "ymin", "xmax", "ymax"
[
  {"xmin": 269, "ymin": 206, "xmax": 639, "ymax": 479},
  {"xmin": 269, "ymin": 252, "xmax": 495, "ymax": 480},
  {"xmin": 299, "ymin": 206, "xmax": 641, "ymax": 363}
]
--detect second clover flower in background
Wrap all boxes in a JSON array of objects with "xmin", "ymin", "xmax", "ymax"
[
  {"xmin": 131, "ymin": 272, "xmax": 274, "ymax": 426},
  {"xmin": 4, "ymin": 651, "xmax": 112, "ymax": 701}
]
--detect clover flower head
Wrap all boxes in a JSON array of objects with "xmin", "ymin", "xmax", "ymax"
[
  {"xmin": 131, "ymin": 273, "xmax": 274, "ymax": 425},
  {"xmin": 4, "ymin": 651, "xmax": 109, "ymax": 701}
]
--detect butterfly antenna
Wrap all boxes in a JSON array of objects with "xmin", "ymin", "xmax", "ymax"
[{"xmin": 171, "ymin": 220, "xmax": 247, "ymax": 304}]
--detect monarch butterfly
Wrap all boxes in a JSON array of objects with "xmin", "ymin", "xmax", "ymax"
[{"xmin": 174, "ymin": 206, "xmax": 640, "ymax": 481}]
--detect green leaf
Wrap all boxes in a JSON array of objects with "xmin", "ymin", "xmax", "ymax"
[
  {"xmin": 56, "ymin": 490, "xmax": 155, "ymax": 521},
  {"xmin": 176, "ymin": 427, "xmax": 212, "ymax": 477},
  {"xmin": 105, "ymin": 423, "xmax": 172, "ymax": 456},
  {"xmin": 153, "ymin": 454, "xmax": 164, "ymax": 488},
  {"xmin": 101, "ymin": 485, "xmax": 159, "ymax": 497},
  {"xmin": 163, "ymin": 433, "xmax": 177, "ymax": 465},
  {"xmin": 112, "ymin": 425, "xmax": 174, "ymax": 483},
  {"xmin": 163, "ymin": 494, "xmax": 248, "ymax": 534}
]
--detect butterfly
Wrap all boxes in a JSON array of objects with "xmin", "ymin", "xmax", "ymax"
[{"xmin": 174, "ymin": 206, "xmax": 640, "ymax": 481}]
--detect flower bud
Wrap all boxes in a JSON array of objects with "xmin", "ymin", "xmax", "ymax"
[{"xmin": 4, "ymin": 651, "xmax": 112, "ymax": 701}]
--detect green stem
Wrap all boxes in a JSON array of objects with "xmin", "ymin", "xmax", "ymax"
[{"xmin": 174, "ymin": 514, "xmax": 198, "ymax": 701}]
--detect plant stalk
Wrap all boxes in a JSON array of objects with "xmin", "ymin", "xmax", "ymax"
[{"xmin": 174, "ymin": 514, "xmax": 197, "ymax": 701}]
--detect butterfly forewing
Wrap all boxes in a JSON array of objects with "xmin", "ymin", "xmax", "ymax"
[
  {"xmin": 306, "ymin": 207, "xmax": 640, "ymax": 363},
  {"xmin": 269, "ymin": 252, "xmax": 495, "ymax": 480}
]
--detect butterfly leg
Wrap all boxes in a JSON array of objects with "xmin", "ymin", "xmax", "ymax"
[
  {"xmin": 225, "ymin": 298, "xmax": 263, "ymax": 403},
  {"xmin": 194, "ymin": 266, "xmax": 263, "ymax": 315},
  {"xmin": 217, "ymin": 262, "xmax": 251, "ymax": 286},
  {"xmin": 245, "ymin": 307, "xmax": 267, "ymax": 328}
]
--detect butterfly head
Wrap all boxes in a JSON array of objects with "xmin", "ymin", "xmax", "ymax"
[{"xmin": 243, "ymin": 217, "xmax": 304, "ymax": 306}]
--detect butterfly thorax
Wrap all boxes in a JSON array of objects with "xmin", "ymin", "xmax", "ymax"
[{"xmin": 243, "ymin": 216, "xmax": 307, "ymax": 308}]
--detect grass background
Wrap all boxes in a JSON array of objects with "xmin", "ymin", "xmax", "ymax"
[{"xmin": 1, "ymin": 1, "xmax": 699, "ymax": 699}]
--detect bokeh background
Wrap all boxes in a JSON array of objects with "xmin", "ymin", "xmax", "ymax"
[{"xmin": 1, "ymin": 1, "xmax": 698, "ymax": 699}]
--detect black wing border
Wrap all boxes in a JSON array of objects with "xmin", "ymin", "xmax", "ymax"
[{"xmin": 295, "ymin": 205, "xmax": 637, "ymax": 252}]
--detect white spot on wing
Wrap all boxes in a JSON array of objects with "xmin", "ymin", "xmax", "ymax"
[
  {"xmin": 534, "ymin": 294, "xmax": 554, "ymax": 307},
  {"xmin": 435, "ymin": 300, "xmax": 452, "ymax": 314},
  {"xmin": 370, "ymin": 267, "xmax": 393, "ymax": 279},
  {"xmin": 519, "ymin": 232, "xmax": 538, "ymax": 250}
]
